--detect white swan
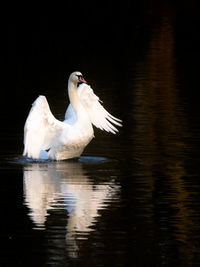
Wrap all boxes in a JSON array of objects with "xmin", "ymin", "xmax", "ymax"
[{"xmin": 23, "ymin": 71, "xmax": 122, "ymax": 160}]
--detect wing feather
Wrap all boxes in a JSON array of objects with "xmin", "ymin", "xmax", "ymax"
[
  {"xmin": 23, "ymin": 95, "xmax": 64, "ymax": 159},
  {"xmin": 77, "ymin": 84, "xmax": 122, "ymax": 134}
]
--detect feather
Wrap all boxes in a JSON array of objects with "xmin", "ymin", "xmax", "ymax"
[
  {"xmin": 65, "ymin": 83, "xmax": 122, "ymax": 133},
  {"xmin": 78, "ymin": 84, "xmax": 122, "ymax": 133},
  {"xmin": 23, "ymin": 72, "xmax": 122, "ymax": 161},
  {"xmin": 23, "ymin": 96, "xmax": 65, "ymax": 159}
]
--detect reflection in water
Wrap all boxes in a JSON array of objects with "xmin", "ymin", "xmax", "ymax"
[
  {"xmin": 2, "ymin": 5, "xmax": 199, "ymax": 267},
  {"xmin": 130, "ymin": 13, "xmax": 200, "ymax": 265},
  {"xmin": 23, "ymin": 160, "xmax": 119, "ymax": 259}
]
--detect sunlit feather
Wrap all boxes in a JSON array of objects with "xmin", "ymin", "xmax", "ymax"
[{"xmin": 23, "ymin": 72, "xmax": 122, "ymax": 160}]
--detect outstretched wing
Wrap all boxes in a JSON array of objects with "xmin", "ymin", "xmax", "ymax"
[
  {"xmin": 23, "ymin": 95, "xmax": 65, "ymax": 159},
  {"xmin": 77, "ymin": 84, "xmax": 122, "ymax": 134}
]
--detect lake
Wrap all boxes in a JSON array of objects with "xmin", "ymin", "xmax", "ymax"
[{"xmin": 1, "ymin": 2, "xmax": 200, "ymax": 266}]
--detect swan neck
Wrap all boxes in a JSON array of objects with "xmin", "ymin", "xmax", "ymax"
[{"xmin": 68, "ymin": 81, "xmax": 80, "ymax": 114}]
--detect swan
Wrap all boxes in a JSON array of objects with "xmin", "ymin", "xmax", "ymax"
[{"xmin": 23, "ymin": 71, "xmax": 122, "ymax": 160}]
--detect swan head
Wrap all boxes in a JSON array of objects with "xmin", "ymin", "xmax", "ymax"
[{"xmin": 69, "ymin": 71, "xmax": 87, "ymax": 85}]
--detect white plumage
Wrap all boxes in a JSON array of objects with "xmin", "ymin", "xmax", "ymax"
[{"xmin": 23, "ymin": 71, "xmax": 122, "ymax": 160}]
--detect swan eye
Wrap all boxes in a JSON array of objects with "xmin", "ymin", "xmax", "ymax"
[{"xmin": 76, "ymin": 74, "xmax": 86, "ymax": 83}]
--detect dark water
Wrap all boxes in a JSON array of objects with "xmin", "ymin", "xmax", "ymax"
[{"xmin": 1, "ymin": 2, "xmax": 200, "ymax": 266}]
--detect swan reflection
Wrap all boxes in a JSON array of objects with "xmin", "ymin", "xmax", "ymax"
[{"xmin": 23, "ymin": 159, "xmax": 119, "ymax": 258}]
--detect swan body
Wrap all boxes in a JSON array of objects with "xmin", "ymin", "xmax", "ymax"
[{"xmin": 23, "ymin": 71, "xmax": 122, "ymax": 160}]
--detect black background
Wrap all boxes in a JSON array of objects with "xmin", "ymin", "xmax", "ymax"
[{"xmin": 1, "ymin": 1, "xmax": 200, "ymax": 266}]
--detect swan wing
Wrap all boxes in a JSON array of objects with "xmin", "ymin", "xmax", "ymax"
[
  {"xmin": 23, "ymin": 95, "xmax": 65, "ymax": 159},
  {"xmin": 77, "ymin": 84, "xmax": 122, "ymax": 134}
]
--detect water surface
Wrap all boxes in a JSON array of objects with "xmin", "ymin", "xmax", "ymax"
[{"xmin": 1, "ymin": 2, "xmax": 200, "ymax": 266}]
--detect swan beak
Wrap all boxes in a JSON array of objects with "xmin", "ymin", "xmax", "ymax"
[{"xmin": 79, "ymin": 76, "xmax": 87, "ymax": 83}]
